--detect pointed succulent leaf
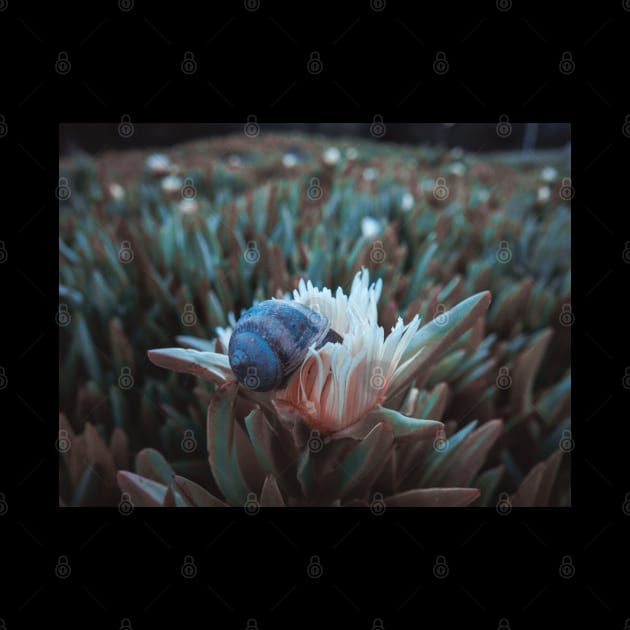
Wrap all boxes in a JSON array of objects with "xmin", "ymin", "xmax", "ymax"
[
  {"xmin": 389, "ymin": 291, "xmax": 492, "ymax": 397},
  {"xmin": 534, "ymin": 449, "xmax": 563, "ymax": 507},
  {"xmin": 419, "ymin": 420, "xmax": 478, "ymax": 487},
  {"xmin": 510, "ymin": 328, "xmax": 553, "ymax": 414},
  {"xmin": 440, "ymin": 419, "xmax": 503, "ymax": 487},
  {"xmin": 173, "ymin": 474, "xmax": 229, "ymax": 507},
  {"xmin": 116, "ymin": 470, "xmax": 168, "ymax": 507},
  {"xmin": 175, "ymin": 335, "xmax": 217, "ymax": 352},
  {"xmin": 147, "ymin": 348, "xmax": 233, "ymax": 383},
  {"xmin": 260, "ymin": 474, "xmax": 285, "ymax": 506},
  {"xmin": 338, "ymin": 422, "xmax": 394, "ymax": 499},
  {"xmin": 84, "ymin": 422, "xmax": 117, "ymax": 492},
  {"xmin": 473, "ymin": 465, "xmax": 504, "ymax": 507},
  {"xmin": 384, "ymin": 488, "xmax": 480, "ymax": 507},
  {"xmin": 207, "ymin": 382, "xmax": 251, "ymax": 506},
  {"xmin": 135, "ymin": 448, "xmax": 176, "ymax": 486},
  {"xmin": 365, "ymin": 406, "xmax": 443, "ymax": 444},
  {"xmin": 110, "ymin": 427, "xmax": 130, "ymax": 471},
  {"xmin": 510, "ymin": 462, "xmax": 545, "ymax": 507},
  {"xmin": 512, "ymin": 449, "xmax": 564, "ymax": 507},
  {"xmin": 71, "ymin": 464, "xmax": 104, "ymax": 507},
  {"xmin": 162, "ymin": 483, "xmax": 178, "ymax": 507}
]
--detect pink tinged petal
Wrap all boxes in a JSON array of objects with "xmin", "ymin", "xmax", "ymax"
[{"xmin": 147, "ymin": 348, "xmax": 233, "ymax": 383}]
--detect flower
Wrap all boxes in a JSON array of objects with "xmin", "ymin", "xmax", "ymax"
[
  {"xmin": 279, "ymin": 269, "xmax": 423, "ymax": 433},
  {"xmin": 212, "ymin": 269, "xmax": 424, "ymax": 434}
]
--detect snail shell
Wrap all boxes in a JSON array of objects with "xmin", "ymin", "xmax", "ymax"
[{"xmin": 228, "ymin": 299, "xmax": 343, "ymax": 391}]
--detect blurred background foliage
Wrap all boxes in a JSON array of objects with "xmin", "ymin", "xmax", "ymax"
[{"xmin": 58, "ymin": 124, "xmax": 570, "ymax": 506}]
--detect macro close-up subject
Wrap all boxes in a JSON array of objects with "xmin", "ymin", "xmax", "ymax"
[{"xmin": 58, "ymin": 123, "xmax": 571, "ymax": 508}]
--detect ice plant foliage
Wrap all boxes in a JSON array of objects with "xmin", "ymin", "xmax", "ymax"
[{"xmin": 59, "ymin": 132, "xmax": 571, "ymax": 507}]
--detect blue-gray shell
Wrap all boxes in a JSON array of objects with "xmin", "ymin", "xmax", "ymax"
[{"xmin": 228, "ymin": 300, "xmax": 340, "ymax": 392}]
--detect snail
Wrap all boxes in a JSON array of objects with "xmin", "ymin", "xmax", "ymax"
[{"xmin": 228, "ymin": 300, "xmax": 343, "ymax": 391}]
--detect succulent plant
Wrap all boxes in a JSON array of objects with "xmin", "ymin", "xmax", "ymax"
[{"xmin": 58, "ymin": 131, "xmax": 570, "ymax": 507}]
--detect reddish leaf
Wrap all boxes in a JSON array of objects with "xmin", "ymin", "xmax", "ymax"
[{"xmin": 385, "ymin": 488, "xmax": 480, "ymax": 507}]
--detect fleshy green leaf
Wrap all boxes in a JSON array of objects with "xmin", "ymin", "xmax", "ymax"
[
  {"xmin": 260, "ymin": 474, "xmax": 285, "ymax": 507},
  {"xmin": 385, "ymin": 488, "xmax": 480, "ymax": 507},
  {"xmin": 147, "ymin": 348, "xmax": 233, "ymax": 383},
  {"xmin": 173, "ymin": 474, "xmax": 229, "ymax": 507}
]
